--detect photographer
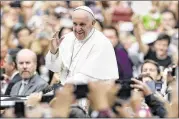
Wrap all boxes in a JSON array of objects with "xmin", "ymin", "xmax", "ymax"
[
  {"xmin": 130, "ymin": 78, "xmax": 167, "ymax": 118},
  {"xmin": 140, "ymin": 60, "xmax": 167, "ymax": 97}
]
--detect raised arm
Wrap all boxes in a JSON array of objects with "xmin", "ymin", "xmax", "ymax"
[
  {"xmin": 132, "ymin": 15, "xmax": 149, "ymax": 55},
  {"xmin": 45, "ymin": 32, "xmax": 64, "ymax": 72}
]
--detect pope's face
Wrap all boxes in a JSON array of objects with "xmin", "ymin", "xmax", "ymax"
[{"xmin": 72, "ymin": 10, "xmax": 93, "ymax": 40}]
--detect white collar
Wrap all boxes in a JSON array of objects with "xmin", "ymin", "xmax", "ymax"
[
  {"xmin": 21, "ymin": 79, "xmax": 29, "ymax": 85},
  {"xmin": 75, "ymin": 28, "xmax": 95, "ymax": 43}
]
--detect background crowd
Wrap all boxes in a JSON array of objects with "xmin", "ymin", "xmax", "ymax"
[{"xmin": 0, "ymin": 1, "xmax": 178, "ymax": 118}]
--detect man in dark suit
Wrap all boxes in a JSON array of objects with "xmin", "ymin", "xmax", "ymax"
[
  {"xmin": 2, "ymin": 48, "xmax": 21, "ymax": 95},
  {"xmin": 10, "ymin": 49, "xmax": 48, "ymax": 96}
]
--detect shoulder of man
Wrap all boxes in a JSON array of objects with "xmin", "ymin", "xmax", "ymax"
[{"xmin": 33, "ymin": 74, "xmax": 48, "ymax": 84}]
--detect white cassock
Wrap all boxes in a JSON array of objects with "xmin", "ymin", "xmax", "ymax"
[
  {"xmin": 45, "ymin": 28, "xmax": 119, "ymax": 111},
  {"xmin": 45, "ymin": 28, "xmax": 119, "ymax": 84}
]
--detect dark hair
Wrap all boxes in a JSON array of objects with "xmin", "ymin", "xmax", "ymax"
[
  {"xmin": 102, "ymin": 26, "xmax": 119, "ymax": 39},
  {"xmin": 96, "ymin": 19, "xmax": 104, "ymax": 29},
  {"xmin": 141, "ymin": 60, "xmax": 160, "ymax": 74},
  {"xmin": 8, "ymin": 48, "xmax": 21, "ymax": 69},
  {"xmin": 14, "ymin": 26, "xmax": 32, "ymax": 38},
  {"xmin": 161, "ymin": 9, "xmax": 176, "ymax": 21},
  {"xmin": 155, "ymin": 33, "xmax": 171, "ymax": 45},
  {"xmin": 58, "ymin": 27, "xmax": 73, "ymax": 38}
]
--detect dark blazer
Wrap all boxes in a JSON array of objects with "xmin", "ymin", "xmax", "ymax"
[
  {"xmin": 5, "ymin": 73, "xmax": 21, "ymax": 95},
  {"xmin": 10, "ymin": 74, "xmax": 48, "ymax": 96}
]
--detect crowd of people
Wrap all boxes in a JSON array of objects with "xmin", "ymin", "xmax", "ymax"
[{"xmin": 0, "ymin": 1, "xmax": 178, "ymax": 118}]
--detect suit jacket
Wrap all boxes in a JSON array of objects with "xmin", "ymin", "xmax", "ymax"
[
  {"xmin": 10, "ymin": 74, "xmax": 48, "ymax": 96},
  {"xmin": 5, "ymin": 73, "xmax": 21, "ymax": 95}
]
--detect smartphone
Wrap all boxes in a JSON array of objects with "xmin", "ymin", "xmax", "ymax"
[
  {"xmin": 171, "ymin": 67, "xmax": 176, "ymax": 77},
  {"xmin": 41, "ymin": 94, "xmax": 54, "ymax": 103},
  {"xmin": 14, "ymin": 101, "xmax": 25, "ymax": 118},
  {"xmin": 155, "ymin": 81, "xmax": 163, "ymax": 91},
  {"xmin": 73, "ymin": 84, "xmax": 89, "ymax": 99}
]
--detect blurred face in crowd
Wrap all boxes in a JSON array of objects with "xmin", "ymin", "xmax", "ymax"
[
  {"xmin": 141, "ymin": 62, "xmax": 159, "ymax": 81},
  {"xmin": 4, "ymin": 55, "xmax": 15, "ymax": 76},
  {"xmin": 154, "ymin": 40, "xmax": 169, "ymax": 57},
  {"xmin": 103, "ymin": 29, "xmax": 119, "ymax": 47},
  {"xmin": 0, "ymin": 41, "xmax": 8, "ymax": 60},
  {"xmin": 161, "ymin": 11, "xmax": 176, "ymax": 30},
  {"xmin": 39, "ymin": 38, "xmax": 49, "ymax": 48},
  {"xmin": 16, "ymin": 49, "xmax": 37, "ymax": 79},
  {"xmin": 17, "ymin": 28, "xmax": 32, "ymax": 47},
  {"xmin": 72, "ymin": 10, "xmax": 94, "ymax": 40},
  {"xmin": 69, "ymin": 1, "xmax": 84, "ymax": 8},
  {"xmin": 17, "ymin": 28, "xmax": 31, "ymax": 39}
]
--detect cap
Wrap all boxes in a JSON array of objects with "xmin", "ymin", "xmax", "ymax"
[{"xmin": 74, "ymin": 6, "xmax": 95, "ymax": 19}]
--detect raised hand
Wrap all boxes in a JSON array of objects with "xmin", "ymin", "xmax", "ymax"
[{"xmin": 50, "ymin": 32, "xmax": 65, "ymax": 54}]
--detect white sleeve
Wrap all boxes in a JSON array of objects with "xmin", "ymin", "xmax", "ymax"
[
  {"xmin": 64, "ymin": 73, "xmax": 110, "ymax": 85},
  {"xmin": 45, "ymin": 50, "xmax": 63, "ymax": 73}
]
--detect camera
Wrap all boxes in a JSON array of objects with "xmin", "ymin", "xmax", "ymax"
[
  {"xmin": 14, "ymin": 101, "xmax": 25, "ymax": 118},
  {"xmin": 73, "ymin": 84, "xmax": 89, "ymax": 99},
  {"xmin": 165, "ymin": 65, "xmax": 176, "ymax": 77},
  {"xmin": 115, "ymin": 80, "xmax": 135, "ymax": 100},
  {"xmin": 155, "ymin": 81, "xmax": 163, "ymax": 91}
]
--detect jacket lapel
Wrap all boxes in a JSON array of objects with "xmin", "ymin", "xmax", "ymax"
[{"xmin": 15, "ymin": 82, "xmax": 21, "ymax": 95}]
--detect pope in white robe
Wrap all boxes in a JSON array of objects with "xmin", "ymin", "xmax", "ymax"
[{"xmin": 45, "ymin": 6, "xmax": 119, "ymax": 85}]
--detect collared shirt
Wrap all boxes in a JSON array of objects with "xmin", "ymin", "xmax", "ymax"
[{"xmin": 18, "ymin": 79, "xmax": 29, "ymax": 95}]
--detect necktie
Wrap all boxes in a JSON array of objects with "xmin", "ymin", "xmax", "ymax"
[{"xmin": 18, "ymin": 82, "xmax": 26, "ymax": 95}]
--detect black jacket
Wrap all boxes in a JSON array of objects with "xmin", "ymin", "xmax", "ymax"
[
  {"xmin": 145, "ymin": 93, "xmax": 167, "ymax": 118},
  {"xmin": 5, "ymin": 73, "xmax": 21, "ymax": 95}
]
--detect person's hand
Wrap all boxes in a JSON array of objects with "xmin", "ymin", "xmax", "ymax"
[
  {"xmin": 51, "ymin": 84, "xmax": 74, "ymax": 117},
  {"xmin": 131, "ymin": 14, "xmax": 141, "ymax": 26},
  {"xmin": 26, "ymin": 103, "xmax": 52, "ymax": 118},
  {"xmin": 50, "ymin": 31, "xmax": 64, "ymax": 54},
  {"xmin": 168, "ymin": 82, "xmax": 178, "ymax": 117},
  {"xmin": 163, "ymin": 65, "xmax": 177, "ymax": 84},
  {"xmin": 88, "ymin": 81, "xmax": 119, "ymax": 111},
  {"xmin": 2, "ymin": 108, "xmax": 15, "ymax": 118},
  {"xmin": 1, "ymin": 74, "xmax": 9, "ymax": 81},
  {"xmin": 115, "ymin": 106, "xmax": 133, "ymax": 118},
  {"xmin": 130, "ymin": 78, "xmax": 152, "ymax": 97},
  {"xmin": 130, "ymin": 90, "xmax": 143, "ymax": 112},
  {"xmin": 106, "ymin": 81, "xmax": 120, "ymax": 107},
  {"xmin": 26, "ymin": 92, "xmax": 42, "ymax": 107}
]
